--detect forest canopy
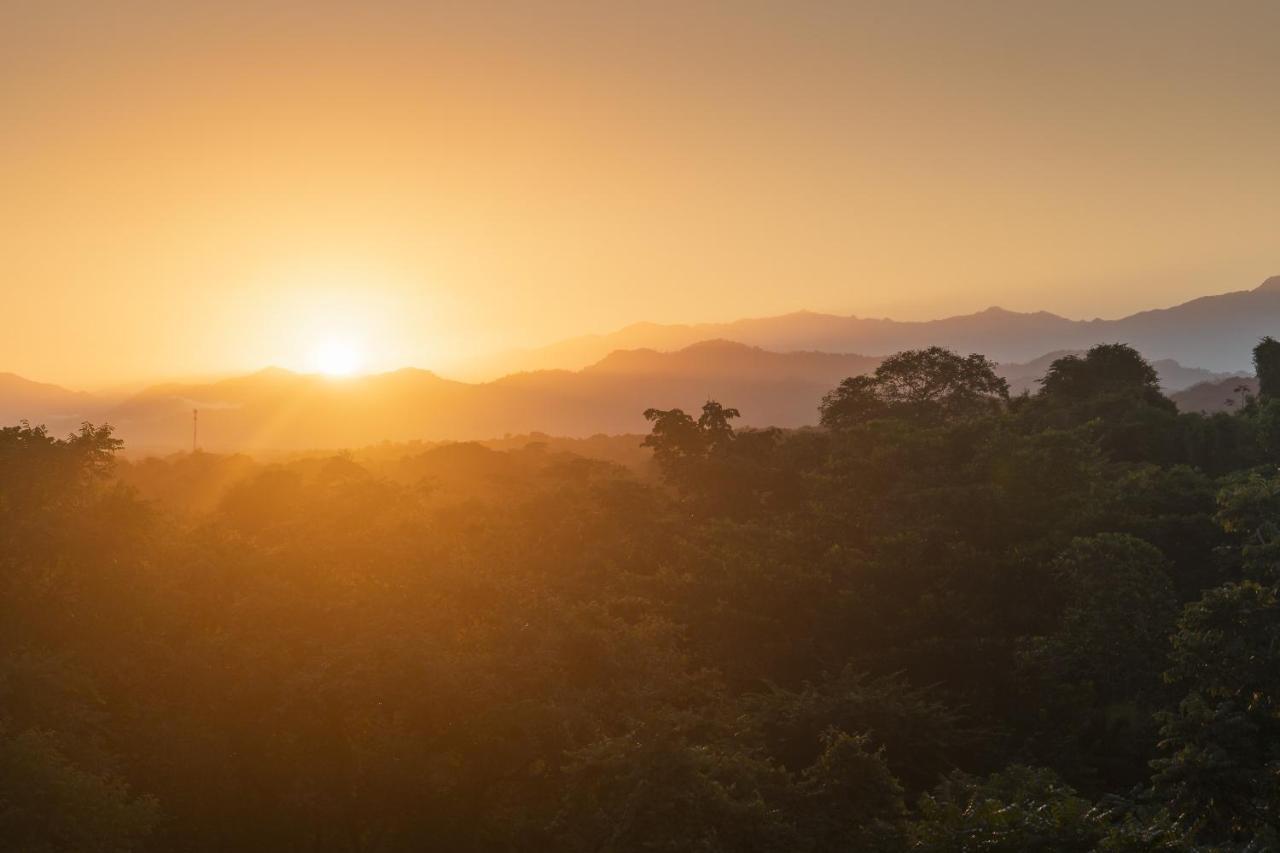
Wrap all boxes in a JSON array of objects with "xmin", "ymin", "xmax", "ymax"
[{"xmin": 4, "ymin": 342, "xmax": 1280, "ymax": 851}]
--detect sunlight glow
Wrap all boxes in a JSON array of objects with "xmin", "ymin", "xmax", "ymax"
[{"xmin": 310, "ymin": 339, "xmax": 364, "ymax": 377}]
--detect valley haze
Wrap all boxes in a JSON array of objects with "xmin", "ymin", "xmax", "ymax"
[{"xmin": 4, "ymin": 277, "xmax": 1272, "ymax": 451}]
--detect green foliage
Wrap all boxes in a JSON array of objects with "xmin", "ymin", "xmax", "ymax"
[
  {"xmin": 794, "ymin": 729, "xmax": 906, "ymax": 852},
  {"xmin": 1215, "ymin": 469, "xmax": 1280, "ymax": 581},
  {"xmin": 909, "ymin": 765, "xmax": 1109, "ymax": 852},
  {"xmin": 747, "ymin": 670, "xmax": 974, "ymax": 795},
  {"xmin": 1022, "ymin": 534, "xmax": 1176, "ymax": 706},
  {"xmin": 1153, "ymin": 580, "xmax": 1280, "ymax": 845},
  {"xmin": 1251, "ymin": 396, "xmax": 1280, "ymax": 461},
  {"xmin": 642, "ymin": 400, "xmax": 740, "ymax": 495},
  {"xmin": 1016, "ymin": 535, "xmax": 1178, "ymax": 788},
  {"xmin": 1021, "ymin": 344, "xmax": 1183, "ymax": 464},
  {"xmin": 819, "ymin": 347, "xmax": 1007, "ymax": 429},
  {"xmin": 643, "ymin": 401, "xmax": 797, "ymax": 517},
  {"xmin": 1253, "ymin": 335, "xmax": 1280, "ymax": 399},
  {"xmin": 1101, "ymin": 465, "xmax": 1226, "ymax": 595},
  {"xmin": 1040, "ymin": 344, "xmax": 1163, "ymax": 402},
  {"xmin": 1177, "ymin": 410, "xmax": 1262, "ymax": 476},
  {"xmin": 0, "ymin": 422, "xmax": 124, "ymax": 536},
  {"xmin": 7, "ymin": 338, "xmax": 1280, "ymax": 850},
  {"xmin": 555, "ymin": 723, "xmax": 909, "ymax": 853},
  {"xmin": 555, "ymin": 725, "xmax": 801, "ymax": 853},
  {"xmin": 0, "ymin": 726, "xmax": 159, "ymax": 853},
  {"xmin": 643, "ymin": 400, "xmax": 740, "ymax": 465}
]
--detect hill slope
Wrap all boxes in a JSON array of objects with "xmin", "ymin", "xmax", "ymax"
[{"xmin": 1170, "ymin": 377, "xmax": 1260, "ymax": 414}]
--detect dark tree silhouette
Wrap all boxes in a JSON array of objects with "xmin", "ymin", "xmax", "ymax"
[
  {"xmin": 1039, "ymin": 343, "xmax": 1162, "ymax": 401},
  {"xmin": 1254, "ymin": 336, "xmax": 1280, "ymax": 399},
  {"xmin": 820, "ymin": 346, "xmax": 1008, "ymax": 429},
  {"xmin": 641, "ymin": 399, "xmax": 740, "ymax": 470}
]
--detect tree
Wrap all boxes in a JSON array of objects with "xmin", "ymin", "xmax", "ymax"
[
  {"xmin": 0, "ymin": 727, "xmax": 159, "ymax": 853},
  {"xmin": 1251, "ymin": 396, "xmax": 1280, "ymax": 462},
  {"xmin": 1039, "ymin": 344, "xmax": 1163, "ymax": 402},
  {"xmin": 1025, "ymin": 344, "xmax": 1179, "ymax": 464},
  {"xmin": 818, "ymin": 375, "xmax": 884, "ymax": 428},
  {"xmin": 1100, "ymin": 465, "xmax": 1226, "ymax": 596},
  {"xmin": 642, "ymin": 401, "xmax": 740, "ymax": 471},
  {"xmin": 555, "ymin": 723, "xmax": 908, "ymax": 853},
  {"xmin": 908, "ymin": 766, "xmax": 1108, "ymax": 852},
  {"xmin": 1017, "ymin": 535, "xmax": 1178, "ymax": 787},
  {"xmin": 1153, "ymin": 581, "xmax": 1280, "ymax": 846},
  {"xmin": 819, "ymin": 347, "xmax": 1008, "ymax": 429},
  {"xmin": 908, "ymin": 765, "xmax": 1195, "ymax": 852},
  {"xmin": 554, "ymin": 725, "xmax": 801, "ymax": 852},
  {"xmin": 642, "ymin": 401, "xmax": 770, "ymax": 514},
  {"xmin": 746, "ymin": 669, "xmax": 974, "ymax": 796},
  {"xmin": 1253, "ymin": 336, "xmax": 1280, "ymax": 399},
  {"xmin": 0, "ymin": 421, "xmax": 123, "ymax": 519},
  {"xmin": 794, "ymin": 730, "xmax": 906, "ymax": 852},
  {"xmin": 1215, "ymin": 469, "xmax": 1280, "ymax": 580},
  {"xmin": 695, "ymin": 400, "xmax": 740, "ymax": 452},
  {"xmin": 1021, "ymin": 534, "xmax": 1177, "ymax": 707},
  {"xmin": 0, "ymin": 422, "xmax": 158, "ymax": 852}
]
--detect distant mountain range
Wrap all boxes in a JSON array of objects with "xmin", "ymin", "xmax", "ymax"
[
  {"xmin": 8, "ymin": 276, "xmax": 1280, "ymax": 449},
  {"xmin": 0, "ymin": 339, "xmax": 1250, "ymax": 452},
  {"xmin": 0, "ymin": 372, "xmax": 102, "ymax": 426},
  {"xmin": 97, "ymin": 342, "xmax": 879, "ymax": 450},
  {"xmin": 460, "ymin": 276, "xmax": 1280, "ymax": 378}
]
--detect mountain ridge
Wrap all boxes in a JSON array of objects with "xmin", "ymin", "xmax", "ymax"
[
  {"xmin": 4, "ymin": 277, "xmax": 1277, "ymax": 449},
  {"xmin": 0, "ymin": 341, "xmax": 1233, "ymax": 452},
  {"xmin": 454, "ymin": 277, "xmax": 1280, "ymax": 378},
  {"xmin": 0, "ymin": 372, "xmax": 102, "ymax": 424}
]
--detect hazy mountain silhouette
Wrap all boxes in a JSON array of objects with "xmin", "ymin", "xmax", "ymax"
[
  {"xmin": 98, "ymin": 342, "xmax": 881, "ymax": 450},
  {"xmin": 461, "ymin": 276, "xmax": 1280, "ymax": 378},
  {"xmin": 1170, "ymin": 376, "xmax": 1260, "ymax": 414},
  {"xmin": 9, "ymin": 276, "xmax": 1279, "ymax": 449},
  {"xmin": 0, "ymin": 340, "xmax": 1221, "ymax": 451},
  {"xmin": 0, "ymin": 373, "xmax": 105, "ymax": 424}
]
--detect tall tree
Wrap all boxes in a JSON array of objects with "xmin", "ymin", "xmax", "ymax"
[
  {"xmin": 1027, "ymin": 344, "xmax": 1179, "ymax": 464},
  {"xmin": 820, "ymin": 347, "xmax": 1008, "ymax": 429},
  {"xmin": 1038, "ymin": 343, "xmax": 1162, "ymax": 402},
  {"xmin": 1253, "ymin": 336, "xmax": 1280, "ymax": 399},
  {"xmin": 642, "ymin": 400, "xmax": 740, "ymax": 473},
  {"xmin": 1153, "ymin": 581, "xmax": 1280, "ymax": 846}
]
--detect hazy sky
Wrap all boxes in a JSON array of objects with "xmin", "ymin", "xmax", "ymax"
[{"xmin": 4, "ymin": 1, "xmax": 1280, "ymax": 386}]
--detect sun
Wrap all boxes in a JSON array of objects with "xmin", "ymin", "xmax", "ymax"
[{"xmin": 310, "ymin": 339, "xmax": 364, "ymax": 377}]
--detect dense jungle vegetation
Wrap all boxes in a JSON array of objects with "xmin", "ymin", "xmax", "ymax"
[{"xmin": 6, "ymin": 341, "xmax": 1280, "ymax": 851}]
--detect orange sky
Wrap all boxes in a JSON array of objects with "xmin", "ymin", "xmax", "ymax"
[{"xmin": 3, "ymin": 1, "xmax": 1279, "ymax": 387}]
